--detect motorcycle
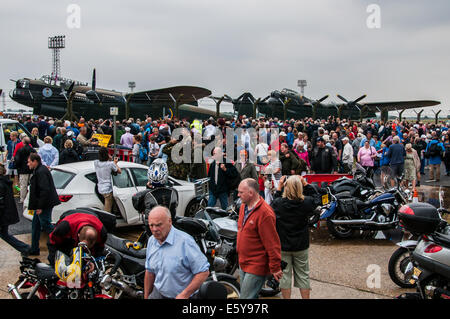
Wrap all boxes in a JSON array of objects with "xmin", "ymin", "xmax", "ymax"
[
  {"xmin": 320, "ymin": 177, "xmax": 409, "ymax": 239},
  {"xmin": 8, "ymin": 242, "xmax": 119, "ymax": 299},
  {"xmin": 196, "ymin": 200, "xmax": 289, "ymax": 298},
  {"xmin": 327, "ymin": 164, "xmax": 382, "ymax": 202},
  {"xmin": 388, "ymin": 206, "xmax": 450, "ymax": 288},
  {"xmin": 396, "ymin": 203, "xmax": 450, "ymax": 299},
  {"xmin": 105, "ymin": 209, "xmax": 241, "ymax": 299}
]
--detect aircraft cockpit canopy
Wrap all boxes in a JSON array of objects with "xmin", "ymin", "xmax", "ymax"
[{"xmin": 17, "ymin": 79, "xmax": 29, "ymax": 89}]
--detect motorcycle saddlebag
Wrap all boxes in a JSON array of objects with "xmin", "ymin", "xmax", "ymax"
[
  {"xmin": 60, "ymin": 208, "xmax": 117, "ymax": 233},
  {"xmin": 337, "ymin": 196, "xmax": 359, "ymax": 216},
  {"xmin": 398, "ymin": 203, "xmax": 440, "ymax": 235}
]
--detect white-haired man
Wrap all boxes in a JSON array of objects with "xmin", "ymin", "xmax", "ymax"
[{"xmin": 144, "ymin": 206, "xmax": 210, "ymax": 299}]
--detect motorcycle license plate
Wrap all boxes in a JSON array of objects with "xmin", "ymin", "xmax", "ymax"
[
  {"xmin": 28, "ymin": 210, "xmax": 35, "ymax": 216},
  {"xmin": 410, "ymin": 268, "xmax": 421, "ymax": 284},
  {"xmin": 322, "ymin": 194, "xmax": 329, "ymax": 205}
]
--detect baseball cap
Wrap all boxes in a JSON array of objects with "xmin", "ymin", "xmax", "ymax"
[{"xmin": 125, "ymin": 127, "xmax": 131, "ymax": 132}]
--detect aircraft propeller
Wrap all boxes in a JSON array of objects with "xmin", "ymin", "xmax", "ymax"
[
  {"xmin": 86, "ymin": 68, "xmax": 101, "ymax": 102},
  {"xmin": 303, "ymin": 95, "xmax": 329, "ymax": 107},
  {"xmin": 336, "ymin": 94, "xmax": 367, "ymax": 108}
]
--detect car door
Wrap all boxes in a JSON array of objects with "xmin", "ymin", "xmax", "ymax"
[
  {"xmin": 128, "ymin": 167, "xmax": 192, "ymax": 217},
  {"xmin": 128, "ymin": 167, "xmax": 149, "ymax": 193},
  {"xmin": 112, "ymin": 168, "xmax": 140, "ymax": 224}
]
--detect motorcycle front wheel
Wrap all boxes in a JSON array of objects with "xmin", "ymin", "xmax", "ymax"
[
  {"xmin": 388, "ymin": 247, "xmax": 416, "ymax": 288},
  {"xmin": 213, "ymin": 275, "xmax": 240, "ymax": 299}
]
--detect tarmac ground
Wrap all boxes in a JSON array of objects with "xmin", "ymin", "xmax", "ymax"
[{"xmin": 0, "ymin": 164, "xmax": 449, "ymax": 299}]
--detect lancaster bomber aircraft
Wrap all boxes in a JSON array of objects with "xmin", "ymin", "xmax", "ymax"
[
  {"xmin": 10, "ymin": 71, "xmax": 440, "ymax": 123},
  {"xmin": 224, "ymin": 88, "xmax": 441, "ymax": 122},
  {"xmin": 9, "ymin": 69, "xmax": 231, "ymax": 121}
]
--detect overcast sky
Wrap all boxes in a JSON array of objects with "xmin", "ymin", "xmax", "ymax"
[{"xmin": 1, "ymin": 0, "xmax": 449, "ymax": 117}]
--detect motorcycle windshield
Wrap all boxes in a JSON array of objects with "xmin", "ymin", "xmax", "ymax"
[{"xmin": 54, "ymin": 246, "xmax": 83, "ymax": 289}]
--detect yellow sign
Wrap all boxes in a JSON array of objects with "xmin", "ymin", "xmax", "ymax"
[
  {"xmin": 322, "ymin": 194, "xmax": 329, "ymax": 205},
  {"xmin": 91, "ymin": 134, "xmax": 111, "ymax": 147}
]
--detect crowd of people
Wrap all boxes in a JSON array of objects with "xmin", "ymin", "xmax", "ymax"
[{"xmin": 1, "ymin": 112, "xmax": 450, "ymax": 299}]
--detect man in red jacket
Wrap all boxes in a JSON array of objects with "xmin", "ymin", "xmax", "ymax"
[
  {"xmin": 236, "ymin": 178, "xmax": 283, "ymax": 299},
  {"xmin": 48, "ymin": 212, "xmax": 107, "ymax": 266}
]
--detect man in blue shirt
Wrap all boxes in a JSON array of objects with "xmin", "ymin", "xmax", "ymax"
[
  {"xmin": 144, "ymin": 206, "xmax": 210, "ymax": 299},
  {"xmin": 386, "ymin": 136, "xmax": 406, "ymax": 184},
  {"xmin": 359, "ymin": 131, "xmax": 376, "ymax": 148}
]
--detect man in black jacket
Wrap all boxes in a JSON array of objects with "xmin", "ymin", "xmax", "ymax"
[
  {"xmin": 14, "ymin": 137, "xmax": 36, "ymax": 203},
  {"xmin": 310, "ymin": 137, "xmax": 338, "ymax": 174},
  {"xmin": 279, "ymin": 143, "xmax": 300, "ymax": 176},
  {"xmin": 27, "ymin": 153, "xmax": 60, "ymax": 256},
  {"xmin": 207, "ymin": 147, "xmax": 238, "ymax": 210},
  {"xmin": 0, "ymin": 164, "xmax": 31, "ymax": 256}
]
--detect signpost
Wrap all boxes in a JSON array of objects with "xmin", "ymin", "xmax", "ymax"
[{"xmin": 110, "ymin": 106, "xmax": 119, "ymax": 157}]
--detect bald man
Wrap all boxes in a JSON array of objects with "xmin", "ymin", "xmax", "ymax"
[
  {"xmin": 144, "ymin": 206, "xmax": 210, "ymax": 299},
  {"xmin": 48, "ymin": 212, "xmax": 107, "ymax": 266},
  {"xmin": 237, "ymin": 178, "xmax": 282, "ymax": 299}
]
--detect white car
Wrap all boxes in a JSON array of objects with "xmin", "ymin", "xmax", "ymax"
[{"xmin": 23, "ymin": 161, "xmax": 201, "ymax": 227}]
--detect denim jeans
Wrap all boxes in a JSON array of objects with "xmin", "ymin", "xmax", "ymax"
[
  {"xmin": 0, "ymin": 225, "xmax": 31, "ymax": 254},
  {"xmin": 239, "ymin": 269, "xmax": 267, "ymax": 299},
  {"xmin": 31, "ymin": 208, "xmax": 55, "ymax": 253},
  {"xmin": 208, "ymin": 191, "xmax": 228, "ymax": 210}
]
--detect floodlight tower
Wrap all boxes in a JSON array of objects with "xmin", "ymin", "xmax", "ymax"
[
  {"xmin": 128, "ymin": 81, "xmax": 136, "ymax": 93},
  {"xmin": 1, "ymin": 91, "xmax": 5, "ymax": 112},
  {"xmin": 48, "ymin": 35, "xmax": 65, "ymax": 81},
  {"xmin": 298, "ymin": 80, "xmax": 307, "ymax": 96}
]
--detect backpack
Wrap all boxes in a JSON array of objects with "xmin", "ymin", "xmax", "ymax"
[
  {"xmin": 226, "ymin": 164, "xmax": 241, "ymax": 191},
  {"xmin": 426, "ymin": 142, "xmax": 443, "ymax": 158},
  {"xmin": 139, "ymin": 144, "xmax": 148, "ymax": 161}
]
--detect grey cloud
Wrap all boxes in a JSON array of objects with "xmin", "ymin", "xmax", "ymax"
[{"xmin": 0, "ymin": 0, "xmax": 448, "ymax": 118}]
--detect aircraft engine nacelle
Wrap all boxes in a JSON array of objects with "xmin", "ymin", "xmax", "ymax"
[{"xmin": 85, "ymin": 90, "xmax": 101, "ymax": 102}]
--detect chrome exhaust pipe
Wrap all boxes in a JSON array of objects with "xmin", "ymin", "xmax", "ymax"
[
  {"xmin": 330, "ymin": 219, "xmax": 370, "ymax": 225},
  {"xmin": 7, "ymin": 284, "xmax": 22, "ymax": 299},
  {"xmin": 100, "ymin": 274, "xmax": 143, "ymax": 299},
  {"xmin": 330, "ymin": 219, "xmax": 397, "ymax": 227}
]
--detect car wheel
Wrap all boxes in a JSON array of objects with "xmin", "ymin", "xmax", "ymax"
[{"xmin": 184, "ymin": 199, "xmax": 202, "ymax": 218}]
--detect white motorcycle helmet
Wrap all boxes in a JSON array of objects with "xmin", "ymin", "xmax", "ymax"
[{"xmin": 147, "ymin": 159, "xmax": 169, "ymax": 186}]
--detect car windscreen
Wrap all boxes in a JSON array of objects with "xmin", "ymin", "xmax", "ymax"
[
  {"xmin": 51, "ymin": 169, "xmax": 76, "ymax": 189},
  {"xmin": 2, "ymin": 122, "xmax": 33, "ymax": 144}
]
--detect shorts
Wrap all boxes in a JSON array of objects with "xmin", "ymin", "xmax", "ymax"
[
  {"xmin": 390, "ymin": 163, "xmax": 404, "ymax": 178},
  {"xmin": 279, "ymin": 249, "xmax": 310, "ymax": 290},
  {"xmin": 5, "ymin": 160, "xmax": 17, "ymax": 176}
]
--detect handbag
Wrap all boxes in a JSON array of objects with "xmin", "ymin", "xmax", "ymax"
[{"xmin": 8, "ymin": 158, "xmax": 16, "ymax": 170}]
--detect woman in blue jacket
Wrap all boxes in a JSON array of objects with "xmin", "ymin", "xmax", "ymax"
[
  {"xmin": 379, "ymin": 142, "xmax": 391, "ymax": 186},
  {"xmin": 425, "ymin": 137, "xmax": 445, "ymax": 182}
]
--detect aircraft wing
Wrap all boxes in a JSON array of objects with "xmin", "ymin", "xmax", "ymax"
[
  {"xmin": 360, "ymin": 100, "xmax": 440, "ymax": 112},
  {"xmin": 124, "ymin": 86, "xmax": 212, "ymax": 105}
]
